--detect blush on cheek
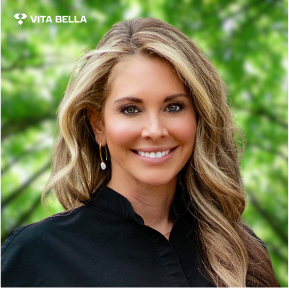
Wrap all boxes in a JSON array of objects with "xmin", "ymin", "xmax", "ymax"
[
  {"xmin": 168, "ymin": 117, "xmax": 197, "ymax": 142},
  {"xmin": 105, "ymin": 121, "xmax": 141, "ymax": 146}
]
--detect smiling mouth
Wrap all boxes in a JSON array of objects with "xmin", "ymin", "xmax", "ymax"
[{"xmin": 131, "ymin": 147, "xmax": 177, "ymax": 159}]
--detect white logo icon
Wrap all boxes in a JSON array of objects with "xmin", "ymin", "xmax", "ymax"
[{"xmin": 14, "ymin": 13, "xmax": 27, "ymax": 25}]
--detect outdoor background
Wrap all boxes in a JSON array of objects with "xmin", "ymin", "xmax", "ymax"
[{"xmin": 1, "ymin": 0, "xmax": 288, "ymax": 286}]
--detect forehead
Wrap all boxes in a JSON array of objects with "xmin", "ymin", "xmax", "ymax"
[{"xmin": 106, "ymin": 55, "xmax": 186, "ymax": 100}]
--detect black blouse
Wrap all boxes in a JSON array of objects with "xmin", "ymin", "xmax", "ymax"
[{"xmin": 2, "ymin": 186, "xmax": 213, "ymax": 287}]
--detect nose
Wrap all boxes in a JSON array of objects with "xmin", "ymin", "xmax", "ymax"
[{"xmin": 141, "ymin": 115, "xmax": 169, "ymax": 141}]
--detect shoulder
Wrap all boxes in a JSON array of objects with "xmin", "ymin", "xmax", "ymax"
[
  {"xmin": 1, "ymin": 204, "xmax": 87, "ymax": 256},
  {"xmin": 1, "ymin": 204, "xmax": 93, "ymax": 286},
  {"xmin": 2, "ymin": 195, "xmax": 112, "ymax": 257}
]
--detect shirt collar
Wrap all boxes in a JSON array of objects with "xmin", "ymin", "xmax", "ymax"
[{"xmin": 89, "ymin": 185, "xmax": 189, "ymax": 225}]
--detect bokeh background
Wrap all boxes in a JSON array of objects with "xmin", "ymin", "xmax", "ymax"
[{"xmin": 1, "ymin": 0, "xmax": 287, "ymax": 285}]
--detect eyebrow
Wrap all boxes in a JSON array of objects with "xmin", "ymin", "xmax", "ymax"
[{"xmin": 114, "ymin": 93, "xmax": 188, "ymax": 104}]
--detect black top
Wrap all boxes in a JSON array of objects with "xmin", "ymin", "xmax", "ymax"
[{"xmin": 1, "ymin": 186, "xmax": 214, "ymax": 287}]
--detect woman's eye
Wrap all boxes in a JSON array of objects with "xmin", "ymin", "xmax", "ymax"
[
  {"xmin": 166, "ymin": 103, "xmax": 182, "ymax": 112},
  {"xmin": 121, "ymin": 106, "xmax": 140, "ymax": 114}
]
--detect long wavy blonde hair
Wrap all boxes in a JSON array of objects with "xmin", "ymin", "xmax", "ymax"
[{"xmin": 42, "ymin": 18, "xmax": 278, "ymax": 287}]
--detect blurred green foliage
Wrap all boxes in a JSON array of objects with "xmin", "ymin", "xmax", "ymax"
[{"xmin": 1, "ymin": 0, "xmax": 287, "ymax": 286}]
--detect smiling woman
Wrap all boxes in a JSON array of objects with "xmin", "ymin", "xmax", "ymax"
[
  {"xmin": 89, "ymin": 55, "xmax": 197, "ymax": 190},
  {"xmin": 1, "ymin": 18, "xmax": 279, "ymax": 287}
]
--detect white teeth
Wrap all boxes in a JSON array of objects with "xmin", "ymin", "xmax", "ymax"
[
  {"xmin": 150, "ymin": 152, "xmax": 156, "ymax": 158},
  {"xmin": 136, "ymin": 149, "xmax": 171, "ymax": 158},
  {"xmin": 156, "ymin": 152, "xmax": 162, "ymax": 158}
]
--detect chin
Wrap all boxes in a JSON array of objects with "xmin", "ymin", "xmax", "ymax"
[{"xmin": 136, "ymin": 174, "xmax": 176, "ymax": 188}]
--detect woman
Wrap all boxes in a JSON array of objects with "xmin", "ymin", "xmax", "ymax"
[{"xmin": 1, "ymin": 18, "xmax": 279, "ymax": 287}]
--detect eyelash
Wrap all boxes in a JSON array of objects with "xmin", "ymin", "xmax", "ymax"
[{"xmin": 120, "ymin": 102, "xmax": 185, "ymax": 115}]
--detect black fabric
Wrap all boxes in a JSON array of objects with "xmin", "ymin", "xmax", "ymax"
[{"xmin": 1, "ymin": 186, "xmax": 213, "ymax": 287}]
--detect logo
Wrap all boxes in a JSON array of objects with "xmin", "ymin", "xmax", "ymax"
[
  {"xmin": 14, "ymin": 13, "xmax": 27, "ymax": 25},
  {"xmin": 14, "ymin": 14, "xmax": 87, "ymax": 25}
]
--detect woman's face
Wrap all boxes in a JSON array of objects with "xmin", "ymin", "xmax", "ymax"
[{"xmin": 93, "ymin": 55, "xmax": 197, "ymax": 188}]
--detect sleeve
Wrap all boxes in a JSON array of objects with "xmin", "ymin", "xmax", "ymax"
[{"xmin": 1, "ymin": 224, "xmax": 42, "ymax": 287}]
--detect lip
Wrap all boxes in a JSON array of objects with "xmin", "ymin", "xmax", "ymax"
[
  {"xmin": 131, "ymin": 146, "xmax": 177, "ymax": 153},
  {"xmin": 131, "ymin": 146, "xmax": 178, "ymax": 164}
]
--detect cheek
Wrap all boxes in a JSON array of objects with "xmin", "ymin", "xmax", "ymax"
[
  {"xmin": 168, "ymin": 114, "xmax": 197, "ymax": 145},
  {"xmin": 105, "ymin": 117, "xmax": 140, "ymax": 148}
]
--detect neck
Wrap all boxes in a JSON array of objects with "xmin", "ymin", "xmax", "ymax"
[{"xmin": 107, "ymin": 178, "xmax": 177, "ymax": 239}]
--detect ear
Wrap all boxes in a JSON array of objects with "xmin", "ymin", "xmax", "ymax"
[{"xmin": 87, "ymin": 109, "xmax": 107, "ymax": 146}]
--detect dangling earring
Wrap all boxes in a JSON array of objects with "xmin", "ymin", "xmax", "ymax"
[{"xmin": 99, "ymin": 142, "xmax": 107, "ymax": 170}]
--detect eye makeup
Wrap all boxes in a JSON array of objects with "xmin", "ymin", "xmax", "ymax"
[{"xmin": 119, "ymin": 101, "xmax": 187, "ymax": 115}]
